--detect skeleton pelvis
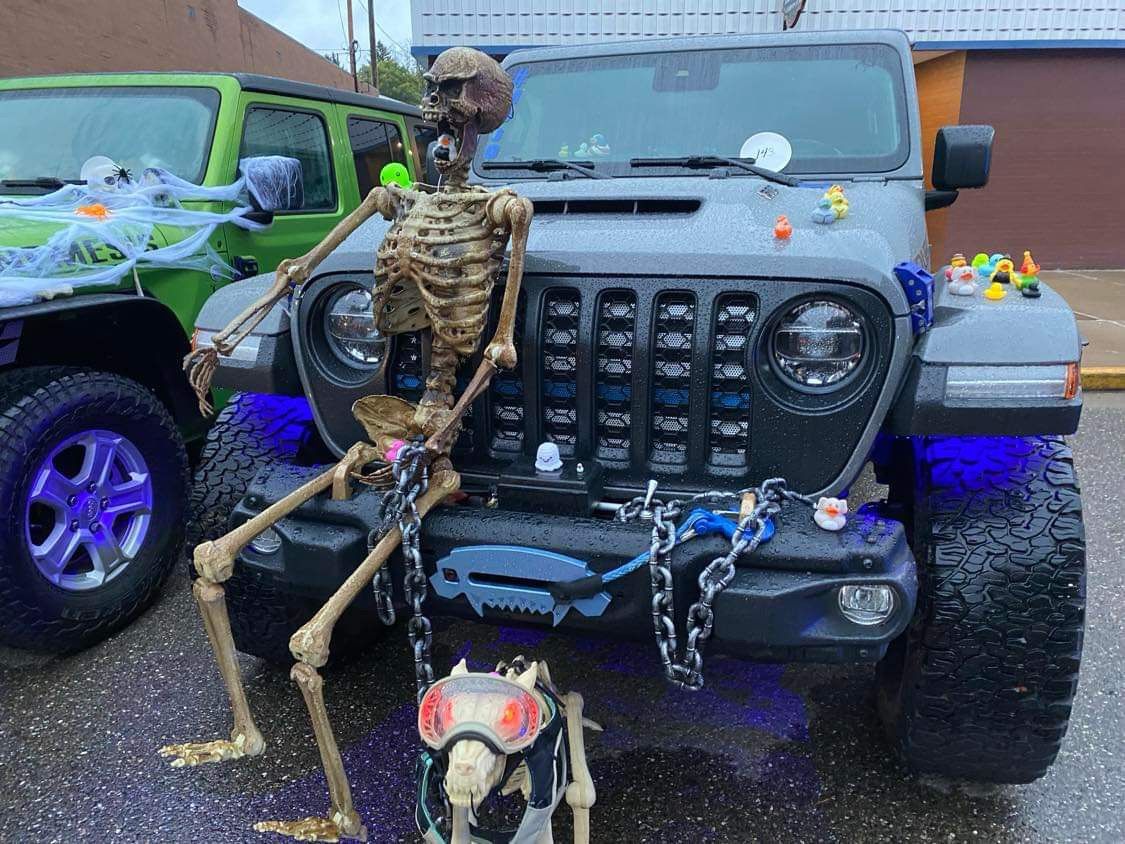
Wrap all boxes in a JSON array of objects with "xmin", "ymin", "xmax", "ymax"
[{"xmin": 352, "ymin": 395, "xmax": 418, "ymax": 451}]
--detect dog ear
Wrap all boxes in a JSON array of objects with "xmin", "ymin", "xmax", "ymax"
[
  {"xmin": 516, "ymin": 661, "xmax": 538, "ymax": 691},
  {"xmin": 451, "ymin": 658, "xmax": 469, "ymax": 676}
]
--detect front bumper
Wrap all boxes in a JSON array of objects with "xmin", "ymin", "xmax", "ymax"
[{"xmin": 234, "ymin": 465, "xmax": 917, "ymax": 664}]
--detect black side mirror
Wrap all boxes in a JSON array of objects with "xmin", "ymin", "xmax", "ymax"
[
  {"xmin": 239, "ymin": 155, "xmax": 305, "ymax": 214},
  {"xmin": 926, "ymin": 125, "xmax": 994, "ymax": 211},
  {"xmin": 424, "ymin": 141, "xmax": 442, "ymax": 186}
]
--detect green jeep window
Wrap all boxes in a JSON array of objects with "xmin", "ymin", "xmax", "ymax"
[
  {"xmin": 347, "ymin": 116, "xmax": 407, "ymax": 196},
  {"xmin": 0, "ymin": 86, "xmax": 218, "ymax": 185},
  {"xmin": 240, "ymin": 107, "xmax": 335, "ymax": 211}
]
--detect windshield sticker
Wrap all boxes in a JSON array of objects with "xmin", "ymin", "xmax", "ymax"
[{"xmin": 739, "ymin": 132, "xmax": 793, "ymax": 172}]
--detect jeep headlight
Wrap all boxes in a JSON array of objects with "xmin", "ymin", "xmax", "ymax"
[
  {"xmin": 324, "ymin": 286, "xmax": 384, "ymax": 367},
  {"xmin": 772, "ymin": 300, "xmax": 865, "ymax": 388}
]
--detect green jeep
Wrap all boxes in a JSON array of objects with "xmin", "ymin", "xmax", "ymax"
[{"xmin": 0, "ymin": 72, "xmax": 432, "ymax": 652}]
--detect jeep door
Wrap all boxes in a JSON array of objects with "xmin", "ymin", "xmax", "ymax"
[{"xmin": 221, "ymin": 93, "xmax": 352, "ymax": 282}]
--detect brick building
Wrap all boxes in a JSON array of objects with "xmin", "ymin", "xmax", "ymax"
[
  {"xmin": 411, "ymin": 1, "xmax": 1125, "ymax": 268},
  {"xmin": 0, "ymin": 0, "xmax": 367, "ymax": 93}
]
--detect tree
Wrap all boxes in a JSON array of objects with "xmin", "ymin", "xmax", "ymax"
[{"xmin": 359, "ymin": 42, "xmax": 424, "ymax": 104}]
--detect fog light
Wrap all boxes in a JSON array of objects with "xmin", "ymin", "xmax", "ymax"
[
  {"xmin": 250, "ymin": 527, "xmax": 283, "ymax": 555},
  {"xmin": 838, "ymin": 584, "xmax": 894, "ymax": 625}
]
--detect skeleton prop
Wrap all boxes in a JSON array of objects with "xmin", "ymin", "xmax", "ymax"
[
  {"xmin": 163, "ymin": 47, "xmax": 535, "ymax": 842},
  {"xmin": 415, "ymin": 658, "xmax": 598, "ymax": 844}
]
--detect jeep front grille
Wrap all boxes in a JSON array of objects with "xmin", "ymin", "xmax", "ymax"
[{"xmin": 386, "ymin": 276, "xmax": 894, "ymax": 494}]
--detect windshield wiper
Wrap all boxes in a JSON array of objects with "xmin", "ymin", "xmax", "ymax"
[
  {"xmin": 0, "ymin": 177, "xmax": 84, "ymax": 188},
  {"xmin": 630, "ymin": 156, "xmax": 800, "ymax": 187},
  {"xmin": 480, "ymin": 159, "xmax": 610, "ymax": 180}
]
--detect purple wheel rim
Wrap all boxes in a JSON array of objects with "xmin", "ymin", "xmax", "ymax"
[{"xmin": 24, "ymin": 429, "xmax": 153, "ymax": 592}]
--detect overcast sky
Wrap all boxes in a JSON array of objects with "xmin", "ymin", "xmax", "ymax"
[{"xmin": 239, "ymin": 1, "xmax": 414, "ymax": 65}]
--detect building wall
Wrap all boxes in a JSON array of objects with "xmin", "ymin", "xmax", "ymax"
[
  {"xmin": 949, "ymin": 49, "xmax": 1125, "ymax": 269},
  {"xmin": 915, "ymin": 52, "xmax": 967, "ymax": 265},
  {"xmin": 0, "ymin": 0, "xmax": 363, "ymax": 91},
  {"xmin": 411, "ymin": 0, "xmax": 1125, "ymax": 57}
]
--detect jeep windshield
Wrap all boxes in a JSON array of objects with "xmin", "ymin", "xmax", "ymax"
[
  {"xmin": 476, "ymin": 44, "xmax": 910, "ymax": 178},
  {"xmin": 0, "ymin": 86, "xmax": 219, "ymax": 192}
]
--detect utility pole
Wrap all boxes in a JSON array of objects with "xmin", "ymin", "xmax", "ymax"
[
  {"xmin": 367, "ymin": 0, "xmax": 378, "ymax": 93},
  {"xmin": 346, "ymin": 0, "xmax": 358, "ymax": 92}
]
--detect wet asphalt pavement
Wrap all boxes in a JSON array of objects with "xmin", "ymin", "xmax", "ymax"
[{"xmin": 2, "ymin": 393, "xmax": 1123, "ymax": 843}]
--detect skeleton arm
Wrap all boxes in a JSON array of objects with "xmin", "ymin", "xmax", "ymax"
[
  {"xmin": 484, "ymin": 192, "xmax": 534, "ymax": 368},
  {"xmin": 184, "ymin": 186, "xmax": 400, "ymax": 413}
]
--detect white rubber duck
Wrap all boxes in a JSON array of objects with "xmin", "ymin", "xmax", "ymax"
[
  {"xmin": 814, "ymin": 497, "xmax": 848, "ymax": 531},
  {"xmin": 948, "ymin": 265, "xmax": 978, "ymax": 296}
]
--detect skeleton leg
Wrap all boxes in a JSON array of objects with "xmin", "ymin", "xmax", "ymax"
[
  {"xmin": 253, "ymin": 664, "xmax": 367, "ymax": 843},
  {"xmin": 254, "ymin": 470, "xmax": 461, "ymax": 839},
  {"xmin": 564, "ymin": 692, "xmax": 596, "ymax": 844},
  {"xmin": 161, "ymin": 447, "xmax": 378, "ymax": 767}
]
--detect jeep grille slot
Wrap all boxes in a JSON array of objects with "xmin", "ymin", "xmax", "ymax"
[
  {"xmin": 595, "ymin": 291, "xmax": 637, "ymax": 460},
  {"xmin": 540, "ymin": 289, "xmax": 581, "ymax": 455},
  {"xmin": 390, "ymin": 330, "xmax": 425, "ymax": 403},
  {"xmin": 650, "ymin": 292, "xmax": 696, "ymax": 464},
  {"xmin": 709, "ymin": 295, "xmax": 756, "ymax": 465}
]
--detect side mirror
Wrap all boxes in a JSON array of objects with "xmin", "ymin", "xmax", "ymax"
[
  {"xmin": 239, "ymin": 155, "xmax": 305, "ymax": 214},
  {"xmin": 926, "ymin": 125, "xmax": 994, "ymax": 211},
  {"xmin": 424, "ymin": 141, "xmax": 442, "ymax": 186}
]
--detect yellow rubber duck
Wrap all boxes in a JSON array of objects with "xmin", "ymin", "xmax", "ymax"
[{"xmin": 984, "ymin": 281, "xmax": 1007, "ymax": 300}]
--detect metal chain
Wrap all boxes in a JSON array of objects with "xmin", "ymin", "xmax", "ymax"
[
  {"xmin": 371, "ymin": 438, "xmax": 435, "ymax": 702},
  {"xmin": 617, "ymin": 478, "xmax": 812, "ymax": 691}
]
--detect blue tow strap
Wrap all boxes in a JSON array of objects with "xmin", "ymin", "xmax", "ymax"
[{"xmin": 598, "ymin": 507, "xmax": 774, "ymax": 584}]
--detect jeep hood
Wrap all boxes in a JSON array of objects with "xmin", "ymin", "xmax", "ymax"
[
  {"xmin": 511, "ymin": 176, "xmax": 922, "ymax": 312},
  {"xmin": 311, "ymin": 176, "xmax": 923, "ymax": 317}
]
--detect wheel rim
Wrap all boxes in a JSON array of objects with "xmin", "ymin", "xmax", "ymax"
[{"xmin": 24, "ymin": 429, "xmax": 153, "ymax": 592}]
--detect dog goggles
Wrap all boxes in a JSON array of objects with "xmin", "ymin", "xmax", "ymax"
[{"xmin": 418, "ymin": 674, "xmax": 541, "ymax": 754}]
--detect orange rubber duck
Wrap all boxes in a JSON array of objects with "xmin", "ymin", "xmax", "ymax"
[
  {"xmin": 774, "ymin": 215, "xmax": 793, "ymax": 240},
  {"xmin": 1020, "ymin": 250, "xmax": 1041, "ymax": 278}
]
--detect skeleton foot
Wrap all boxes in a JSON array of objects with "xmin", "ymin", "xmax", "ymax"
[
  {"xmin": 158, "ymin": 731, "xmax": 264, "ymax": 767},
  {"xmin": 253, "ymin": 815, "xmax": 356, "ymax": 842}
]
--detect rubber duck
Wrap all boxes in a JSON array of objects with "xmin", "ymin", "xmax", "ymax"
[
  {"xmin": 826, "ymin": 184, "xmax": 849, "ymax": 219},
  {"xmin": 971, "ymin": 253, "xmax": 990, "ymax": 272},
  {"xmin": 945, "ymin": 252, "xmax": 967, "ymax": 280},
  {"xmin": 774, "ymin": 214, "xmax": 793, "ymax": 239},
  {"xmin": 983, "ymin": 281, "xmax": 1007, "ymax": 301},
  {"xmin": 588, "ymin": 133, "xmax": 611, "ymax": 157},
  {"xmin": 991, "ymin": 256, "xmax": 1016, "ymax": 285},
  {"xmin": 558, "ymin": 144, "xmax": 570, "ymax": 159},
  {"xmin": 814, "ymin": 497, "xmax": 848, "ymax": 531},
  {"xmin": 948, "ymin": 265, "xmax": 977, "ymax": 296},
  {"xmin": 1016, "ymin": 250, "xmax": 1042, "ymax": 298},
  {"xmin": 1020, "ymin": 250, "xmax": 1040, "ymax": 277},
  {"xmin": 811, "ymin": 196, "xmax": 836, "ymax": 224}
]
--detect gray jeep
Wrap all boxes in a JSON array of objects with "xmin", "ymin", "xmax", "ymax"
[{"xmin": 189, "ymin": 30, "xmax": 1085, "ymax": 784}]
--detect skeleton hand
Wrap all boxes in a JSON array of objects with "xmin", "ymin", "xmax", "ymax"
[
  {"xmin": 276, "ymin": 256, "xmax": 312, "ymax": 288},
  {"xmin": 485, "ymin": 340, "xmax": 518, "ymax": 370}
]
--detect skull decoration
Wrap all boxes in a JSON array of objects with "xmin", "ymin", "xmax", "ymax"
[{"xmin": 422, "ymin": 47, "xmax": 513, "ymax": 178}]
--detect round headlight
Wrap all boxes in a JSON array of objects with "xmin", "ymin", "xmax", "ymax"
[
  {"xmin": 324, "ymin": 287, "xmax": 384, "ymax": 367},
  {"xmin": 772, "ymin": 300, "xmax": 865, "ymax": 388}
]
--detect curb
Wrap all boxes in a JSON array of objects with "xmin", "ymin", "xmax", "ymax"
[{"xmin": 1081, "ymin": 367, "xmax": 1125, "ymax": 391}]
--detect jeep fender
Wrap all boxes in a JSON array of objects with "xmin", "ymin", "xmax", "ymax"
[
  {"xmin": 0, "ymin": 294, "xmax": 205, "ymax": 429},
  {"xmin": 887, "ymin": 281, "xmax": 1083, "ymax": 435}
]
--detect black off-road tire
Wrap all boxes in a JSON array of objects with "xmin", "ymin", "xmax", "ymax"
[
  {"xmin": 0, "ymin": 367, "xmax": 188, "ymax": 652},
  {"xmin": 876, "ymin": 436, "xmax": 1086, "ymax": 783},
  {"xmin": 185, "ymin": 392, "xmax": 315, "ymax": 560},
  {"xmin": 187, "ymin": 392, "xmax": 382, "ymax": 664}
]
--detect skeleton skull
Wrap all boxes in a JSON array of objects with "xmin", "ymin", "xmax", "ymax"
[
  {"xmin": 422, "ymin": 47, "xmax": 513, "ymax": 176},
  {"xmin": 442, "ymin": 659, "xmax": 540, "ymax": 809}
]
